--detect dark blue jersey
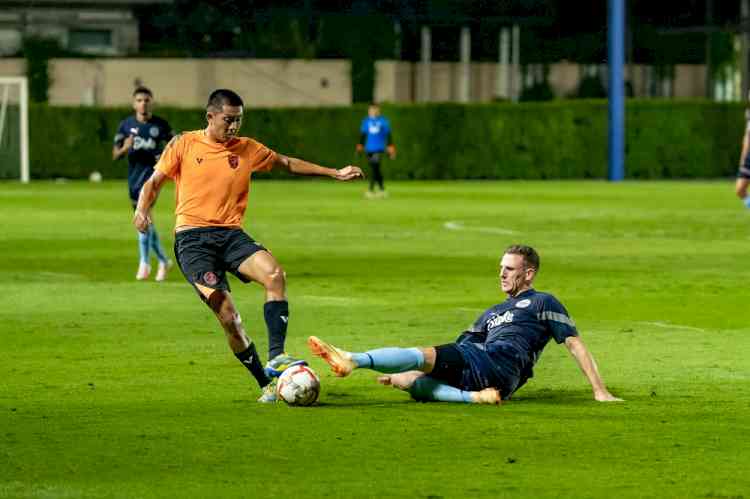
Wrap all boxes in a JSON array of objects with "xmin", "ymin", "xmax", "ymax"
[
  {"xmin": 456, "ymin": 289, "xmax": 578, "ymax": 394},
  {"xmin": 114, "ymin": 115, "xmax": 173, "ymax": 200},
  {"xmin": 359, "ymin": 116, "xmax": 391, "ymax": 153}
]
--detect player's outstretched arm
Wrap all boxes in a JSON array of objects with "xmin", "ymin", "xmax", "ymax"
[
  {"xmin": 276, "ymin": 155, "xmax": 364, "ymax": 181},
  {"xmin": 133, "ymin": 170, "xmax": 168, "ymax": 233},
  {"xmin": 564, "ymin": 336, "xmax": 623, "ymax": 402}
]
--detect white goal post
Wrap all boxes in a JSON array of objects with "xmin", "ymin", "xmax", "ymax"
[{"xmin": 0, "ymin": 76, "xmax": 29, "ymax": 183}]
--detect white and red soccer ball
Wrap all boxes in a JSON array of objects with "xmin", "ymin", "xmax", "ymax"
[{"xmin": 276, "ymin": 364, "xmax": 320, "ymax": 406}]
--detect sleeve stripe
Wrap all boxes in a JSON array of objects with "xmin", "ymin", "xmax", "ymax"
[{"xmin": 537, "ymin": 311, "xmax": 576, "ymax": 328}]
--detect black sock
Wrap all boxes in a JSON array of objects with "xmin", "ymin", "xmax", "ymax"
[
  {"xmin": 234, "ymin": 343, "xmax": 270, "ymax": 388},
  {"xmin": 264, "ymin": 300, "xmax": 289, "ymax": 360}
]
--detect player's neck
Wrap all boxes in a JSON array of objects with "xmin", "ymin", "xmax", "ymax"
[
  {"xmin": 204, "ymin": 127, "xmax": 221, "ymax": 143},
  {"xmin": 508, "ymin": 286, "xmax": 531, "ymax": 298},
  {"xmin": 135, "ymin": 112, "xmax": 151, "ymax": 123},
  {"xmin": 203, "ymin": 127, "xmax": 232, "ymax": 145}
]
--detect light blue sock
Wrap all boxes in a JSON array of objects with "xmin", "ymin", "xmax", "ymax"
[
  {"xmin": 743, "ymin": 197, "xmax": 750, "ymax": 209},
  {"xmin": 351, "ymin": 347, "xmax": 424, "ymax": 373},
  {"xmin": 409, "ymin": 376, "xmax": 473, "ymax": 403},
  {"xmin": 137, "ymin": 231, "xmax": 150, "ymax": 264},
  {"xmin": 149, "ymin": 225, "xmax": 168, "ymax": 262}
]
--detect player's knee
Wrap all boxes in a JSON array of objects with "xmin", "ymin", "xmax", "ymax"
[
  {"xmin": 207, "ymin": 291, "xmax": 238, "ymax": 326},
  {"xmin": 215, "ymin": 309, "xmax": 234, "ymax": 327},
  {"xmin": 736, "ymin": 186, "xmax": 747, "ymax": 199},
  {"xmin": 265, "ymin": 266, "xmax": 286, "ymax": 292},
  {"xmin": 218, "ymin": 310, "xmax": 243, "ymax": 334}
]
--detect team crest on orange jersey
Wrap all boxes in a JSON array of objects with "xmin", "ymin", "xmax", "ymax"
[
  {"xmin": 228, "ymin": 154, "xmax": 239, "ymax": 169},
  {"xmin": 203, "ymin": 271, "xmax": 218, "ymax": 286}
]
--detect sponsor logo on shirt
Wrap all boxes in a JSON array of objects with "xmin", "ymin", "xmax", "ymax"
[
  {"xmin": 487, "ymin": 311, "xmax": 514, "ymax": 329},
  {"xmin": 133, "ymin": 136, "xmax": 157, "ymax": 151}
]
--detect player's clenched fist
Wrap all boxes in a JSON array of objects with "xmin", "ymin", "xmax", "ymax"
[
  {"xmin": 133, "ymin": 210, "xmax": 151, "ymax": 233},
  {"xmin": 335, "ymin": 165, "xmax": 365, "ymax": 181}
]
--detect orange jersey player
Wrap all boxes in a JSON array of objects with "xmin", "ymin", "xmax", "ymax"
[{"xmin": 134, "ymin": 89, "xmax": 364, "ymax": 402}]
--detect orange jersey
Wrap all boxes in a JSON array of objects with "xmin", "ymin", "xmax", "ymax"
[{"xmin": 155, "ymin": 130, "xmax": 278, "ymax": 229}]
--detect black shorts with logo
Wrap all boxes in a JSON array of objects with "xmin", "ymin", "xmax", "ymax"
[{"xmin": 174, "ymin": 227, "xmax": 266, "ymax": 293}]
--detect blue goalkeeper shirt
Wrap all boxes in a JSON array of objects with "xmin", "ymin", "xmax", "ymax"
[{"xmin": 360, "ymin": 116, "xmax": 391, "ymax": 153}]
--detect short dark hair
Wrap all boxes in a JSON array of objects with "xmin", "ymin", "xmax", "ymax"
[
  {"xmin": 133, "ymin": 86, "xmax": 153, "ymax": 97},
  {"xmin": 504, "ymin": 244, "xmax": 540, "ymax": 271},
  {"xmin": 207, "ymin": 89, "xmax": 244, "ymax": 111}
]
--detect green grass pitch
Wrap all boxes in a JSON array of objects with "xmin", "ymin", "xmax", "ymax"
[{"xmin": 1, "ymin": 179, "xmax": 749, "ymax": 499}]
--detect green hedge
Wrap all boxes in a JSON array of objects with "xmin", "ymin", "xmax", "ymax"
[{"xmin": 28, "ymin": 100, "xmax": 745, "ymax": 180}]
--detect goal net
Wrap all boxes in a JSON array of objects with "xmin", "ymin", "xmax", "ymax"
[{"xmin": 0, "ymin": 77, "xmax": 29, "ymax": 182}]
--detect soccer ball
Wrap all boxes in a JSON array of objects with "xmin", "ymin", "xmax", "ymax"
[{"xmin": 276, "ymin": 365, "xmax": 320, "ymax": 406}]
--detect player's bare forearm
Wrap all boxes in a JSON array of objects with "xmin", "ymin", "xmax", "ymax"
[
  {"xmin": 279, "ymin": 155, "xmax": 364, "ymax": 181},
  {"xmin": 565, "ymin": 336, "xmax": 622, "ymax": 402},
  {"xmin": 113, "ymin": 135, "xmax": 135, "ymax": 161},
  {"xmin": 740, "ymin": 133, "xmax": 750, "ymax": 167},
  {"xmin": 112, "ymin": 145, "xmax": 127, "ymax": 161},
  {"xmin": 133, "ymin": 171, "xmax": 167, "ymax": 233},
  {"xmin": 283, "ymin": 156, "xmax": 337, "ymax": 177}
]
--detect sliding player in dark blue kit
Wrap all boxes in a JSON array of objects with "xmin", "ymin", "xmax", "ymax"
[
  {"xmin": 309, "ymin": 245, "xmax": 622, "ymax": 404},
  {"xmin": 113, "ymin": 87, "xmax": 174, "ymax": 281},
  {"xmin": 356, "ymin": 103, "xmax": 395, "ymax": 198}
]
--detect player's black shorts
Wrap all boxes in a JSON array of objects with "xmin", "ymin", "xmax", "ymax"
[
  {"xmin": 429, "ymin": 344, "xmax": 467, "ymax": 388},
  {"xmin": 456, "ymin": 342, "xmax": 523, "ymax": 400},
  {"xmin": 366, "ymin": 152, "xmax": 382, "ymax": 165},
  {"xmin": 738, "ymin": 164, "xmax": 750, "ymax": 179},
  {"xmin": 174, "ymin": 227, "xmax": 266, "ymax": 294}
]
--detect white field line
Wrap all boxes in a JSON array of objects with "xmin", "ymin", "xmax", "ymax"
[
  {"xmin": 454, "ymin": 307, "xmax": 484, "ymax": 313},
  {"xmin": 638, "ymin": 321, "xmax": 706, "ymax": 333},
  {"xmin": 299, "ymin": 295, "xmax": 361, "ymax": 304},
  {"xmin": 444, "ymin": 220, "xmax": 517, "ymax": 235}
]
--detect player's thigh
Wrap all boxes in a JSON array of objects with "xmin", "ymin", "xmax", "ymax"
[
  {"xmin": 235, "ymin": 249, "xmax": 284, "ymax": 285},
  {"xmin": 223, "ymin": 230, "xmax": 269, "ymax": 283}
]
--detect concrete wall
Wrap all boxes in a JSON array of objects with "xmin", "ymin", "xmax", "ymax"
[
  {"xmin": 0, "ymin": 58, "xmax": 351, "ymax": 107},
  {"xmin": 2, "ymin": 56, "xmax": 709, "ymax": 107},
  {"xmin": 375, "ymin": 60, "xmax": 709, "ymax": 103}
]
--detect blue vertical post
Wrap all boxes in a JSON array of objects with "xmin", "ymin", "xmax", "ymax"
[{"xmin": 608, "ymin": 0, "xmax": 625, "ymax": 181}]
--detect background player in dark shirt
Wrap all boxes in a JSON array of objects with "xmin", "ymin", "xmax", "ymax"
[
  {"xmin": 735, "ymin": 98, "xmax": 750, "ymax": 210},
  {"xmin": 113, "ymin": 87, "xmax": 174, "ymax": 281},
  {"xmin": 309, "ymin": 244, "xmax": 621, "ymax": 404},
  {"xmin": 356, "ymin": 103, "xmax": 395, "ymax": 198}
]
